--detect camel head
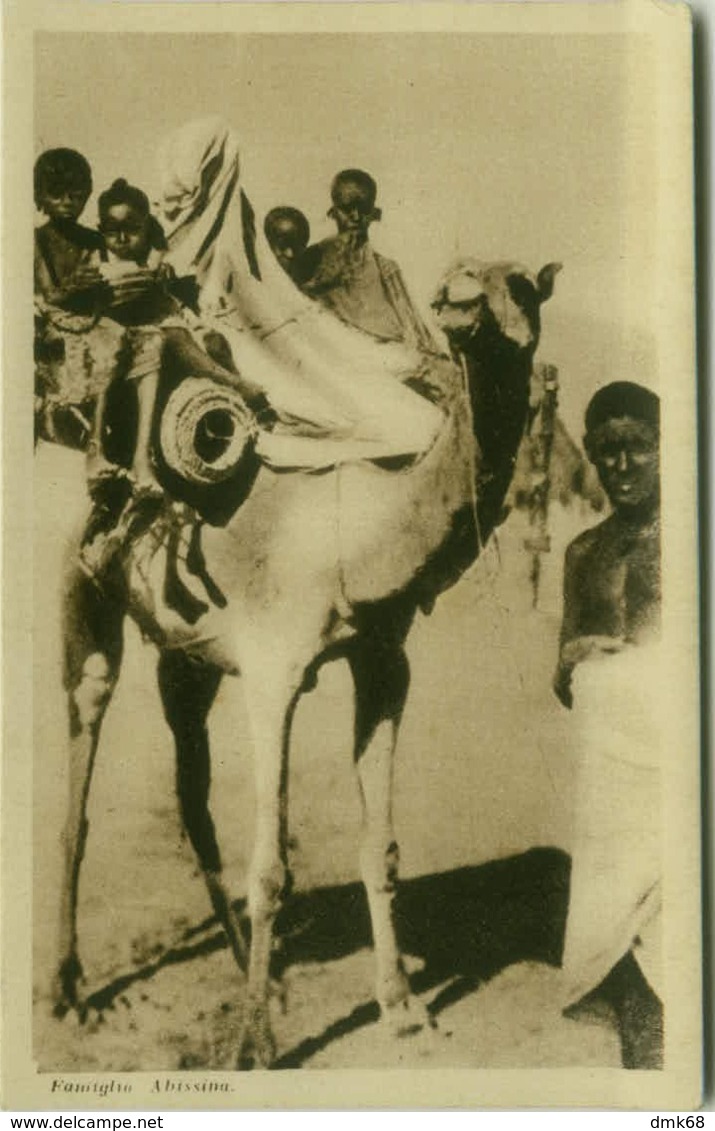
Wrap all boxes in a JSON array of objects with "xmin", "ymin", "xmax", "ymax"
[
  {"xmin": 431, "ymin": 259, "xmax": 561, "ymax": 545},
  {"xmin": 431, "ymin": 259, "xmax": 561, "ymax": 358}
]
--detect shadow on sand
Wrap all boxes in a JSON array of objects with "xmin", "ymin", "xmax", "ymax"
[{"xmin": 83, "ymin": 846, "xmax": 570, "ymax": 1067}]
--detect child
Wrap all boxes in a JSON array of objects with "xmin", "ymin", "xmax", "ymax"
[
  {"xmin": 99, "ymin": 178, "xmax": 166, "ymax": 271},
  {"xmin": 96, "ymin": 178, "xmax": 176, "ymax": 490},
  {"xmin": 554, "ymin": 381, "xmax": 662, "ymax": 1069},
  {"xmin": 34, "ymin": 148, "xmax": 104, "ymax": 310},
  {"xmin": 80, "ymin": 178, "xmax": 185, "ymax": 575},
  {"xmin": 81, "ymin": 177, "xmax": 260, "ymax": 578},
  {"xmin": 263, "ymin": 206, "xmax": 310, "ymax": 283},
  {"xmin": 302, "ymin": 169, "xmax": 436, "ymax": 353},
  {"xmin": 34, "ymin": 148, "xmax": 127, "ymax": 451}
]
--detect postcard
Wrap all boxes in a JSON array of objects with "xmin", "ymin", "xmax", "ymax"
[{"xmin": 1, "ymin": 0, "xmax": 702, "ymax": 1110}]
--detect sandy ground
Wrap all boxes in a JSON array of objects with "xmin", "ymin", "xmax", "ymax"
[{"xmin": 32, "ymin": 442, "xmax": 621, "ymax": 1073}]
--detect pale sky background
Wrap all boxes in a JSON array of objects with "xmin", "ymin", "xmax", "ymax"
[{"xmin": 35, "ymin": 31, "xmax": 659, "ymax": 435}]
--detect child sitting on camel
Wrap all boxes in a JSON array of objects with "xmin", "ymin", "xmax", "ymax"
[
  {"xmin": 93, "ymin": 178, "xmax": 178, "ymax": 488},
  {"xmin": 80, "ymin": 176, "xmax": 268, "ymax": 577},
  {"xmin": 264, "ymin": 206, "xmax": 311, "ymax": 285},
  {"xmin": 302, "ymin": 168, "xmax": 437, "ymax": 353},
  {"xmin": 34, "ymin": 147, "xmax": 105, "ymax": 310},
  {"xmin": 34, "ymin": 148, "xmax": 130, "ymax": 452},
  {"xmin": 80, "ymin": 177, "xmax": 194, "ymax": 574}
]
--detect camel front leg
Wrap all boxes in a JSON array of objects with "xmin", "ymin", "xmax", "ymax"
[
  {"xmin": 349, "ymin": 638, "xmax": 422, "ymax": 1032},
  {"xmin": 54, "ymin": 571, "xmax": 124, "ymax": 1017},
  {"xmin": 157, "ymin": 650, "xmax": 248, "ymax": 973},
  {"xmin": 237, "ymin": 671, "xmax": 299, "ymax": 1070}
]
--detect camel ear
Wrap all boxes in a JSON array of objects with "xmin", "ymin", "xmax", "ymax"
[{"xmin": 537, "ymin": 262, "xmax": 562, "ymax": 302}]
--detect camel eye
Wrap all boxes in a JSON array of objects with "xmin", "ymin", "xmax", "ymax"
[{"xmin": 452, "ymin": 294, "xmax": 486, "ymax": 313}]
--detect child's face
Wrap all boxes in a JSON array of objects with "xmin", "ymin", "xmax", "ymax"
[
  {"xmin": 266, "ymin": 217, "xmax": 307, "ymax": 274},
  {"xmin": 37, "ymin": 181, "xmax": 90, "ymax": 223},
  {"xmin": 587, "ymin": 416, "xmax": 659, "ymax": 512},
  {"xmin": 330, "ymin": 180, "xmax": 375, "ymax": 238},
  {"xmin": 100, "ymin": 202, "xmax": 151, "ymax": 263}
]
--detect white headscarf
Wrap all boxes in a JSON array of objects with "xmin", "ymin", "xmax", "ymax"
[
  {"xmin": 158, "ymin": 117, "xmax": 308, "ymax": 323},
  {"xmin": 160, "ymin": 121, "xmax": 236, "ymax": 241}
]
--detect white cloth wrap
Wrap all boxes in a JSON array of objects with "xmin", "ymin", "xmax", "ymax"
[
  {"xmin": 561, "ymin": 641, "xmax": 663, "ymax": 1005},
  {"xmin": 155, "ymin": 118, "xmax": 445, "ymax": 472}
]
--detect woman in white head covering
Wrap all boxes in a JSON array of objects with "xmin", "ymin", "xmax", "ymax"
[{"xmin": 156, "ymin": 117, "xmax": 445, "ymax": 470}]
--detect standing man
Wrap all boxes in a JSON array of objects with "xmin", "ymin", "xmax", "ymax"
[
  {"xmin": 303, "ymin": 168, "xmax": 437, "ymax": 353},
  {"xmin": 554, "ymin": 381, "xmax": 662, "ymax": 1070}
]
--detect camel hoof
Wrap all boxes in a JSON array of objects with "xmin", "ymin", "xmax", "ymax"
[
  {"xmin": 52, "ymin": 956, "xmax": 86, "ymax": 1021},
  {"xmin": 236, "ymin": 1009, "xmax": 277, "ymax": 1070},
  {"xmin": 380, "ymin": 994, "xmax": 433, "ymax": 1039}
]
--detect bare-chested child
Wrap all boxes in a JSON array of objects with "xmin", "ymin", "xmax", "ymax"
[
  {"xmin": 34, "ymin": 148, "xmax": 104, "ymax": 309},
  {"xmin": 34, "ymin": 148, "xmax": 127, "ymax": 453},
  {"xmin": 554, "ymin": 381, "xmax": 662, "ymax": 1070},
  {"xmin": 264, "ymin": 206, "xmax": 310, "ymax": 284}
]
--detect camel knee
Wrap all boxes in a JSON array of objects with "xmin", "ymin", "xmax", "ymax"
[
  {"xmin": 361, "ymin": 838, "xmax": 400, "ymax": 895},
  {"xmin": 69, "ymin": 654, "xmax": 116, "ymax": 733},
  {"xmin": 248, "ymin": 860, "xmax": 286, "ymax": 924}
]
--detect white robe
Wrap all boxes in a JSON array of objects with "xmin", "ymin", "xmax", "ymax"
[{"xmin": 561, "ymin": 641, "xmax": 663, "ymax": 1005}]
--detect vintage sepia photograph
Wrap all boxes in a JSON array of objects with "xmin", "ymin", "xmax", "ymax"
[{"xmin": 1, "ymin": 0, "xmax": 701, "ymax": 1111}]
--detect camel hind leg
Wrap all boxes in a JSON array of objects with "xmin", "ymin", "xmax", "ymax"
[
  {"xmin": 54, "ymin": 569, "xmax": 124, "ymax": 1018},
  {"xmin": 157, "ymin": 650, "xmax": 248, "ymax": 973}
]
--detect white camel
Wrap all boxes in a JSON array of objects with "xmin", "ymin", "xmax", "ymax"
[{"xmin": 50, "ymin": 118, "xmax": 561, "ymax": 1069}]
